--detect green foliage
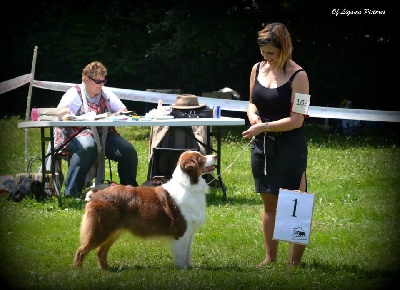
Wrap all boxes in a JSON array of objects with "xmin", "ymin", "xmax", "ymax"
[
  {"xmin": 0, "ymin": 117, "xmax": 399, "ymax": 289},
  {"xmin": 1, "ymin": 1, "xmax": 394, "ymax": 118}
]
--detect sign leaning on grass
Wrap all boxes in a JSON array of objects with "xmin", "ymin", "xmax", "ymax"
[{"xmin": 273, "ymin": 189, "xmax": 315, "ymax": 245}]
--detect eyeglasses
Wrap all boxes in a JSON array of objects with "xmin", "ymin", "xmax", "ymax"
[{"xmin": 88, "ymin": 75, "xmax": 107, "ymax": 85}]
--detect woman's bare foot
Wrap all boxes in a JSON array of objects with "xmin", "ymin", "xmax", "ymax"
[{"xmin": 256, "ymin": 259, "xmax": 276, "ymax": 268}]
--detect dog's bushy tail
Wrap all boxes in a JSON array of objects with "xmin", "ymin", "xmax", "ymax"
[{"xmin": 79, "ymin": 211, "xmax": 91, "ymax": 244}]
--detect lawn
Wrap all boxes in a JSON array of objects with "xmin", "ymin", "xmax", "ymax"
[{"xmin": 0, "ymin": 116, "xmax": 399, "ymax": 289}]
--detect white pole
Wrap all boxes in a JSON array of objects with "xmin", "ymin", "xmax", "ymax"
[{"xmin": 24, "ymin": 46, "xmax": 38, "ymax": 170}]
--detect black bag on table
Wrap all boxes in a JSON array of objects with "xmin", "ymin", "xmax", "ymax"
[
  {"xmin": 171, "ymin": 107, "xmax": 213, "ymax": 118},
  {"xmin": 170, "ymin": 94, "xmax": 213, "ymax": 118}
]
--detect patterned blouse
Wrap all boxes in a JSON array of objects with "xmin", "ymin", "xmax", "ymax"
[{"xmin": 54, "ymin": 85, "xmax": 119, "ymax": 150}]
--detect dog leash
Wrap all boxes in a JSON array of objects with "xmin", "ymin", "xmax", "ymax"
[{"xmin": 206, "ymin": 137, "xmax": 253, "ymax": 186}]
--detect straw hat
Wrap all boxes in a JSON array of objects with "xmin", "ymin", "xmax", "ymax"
[{"xmin": 171, "ymin": 94, "xmax": 206, "ymax": 109}]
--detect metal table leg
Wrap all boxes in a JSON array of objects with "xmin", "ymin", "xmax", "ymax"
[
  {"xmin": 206, "ymin": 126, "xmax": 227, "ymax": 200},
  {"xmin": 40, "ymin": 127, "xmax": 62, "ymax": 207},
  {"xmin": 216, "ymin": 126, "xmax": 227, "ymax": 200}
]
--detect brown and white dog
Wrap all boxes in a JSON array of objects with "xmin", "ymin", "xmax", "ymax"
[{"xmin": 73, "ymin": 150, "xmax": 216, "ymax": 270}]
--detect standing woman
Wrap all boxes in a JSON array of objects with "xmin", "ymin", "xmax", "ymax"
[{"xmin": 242, "ymin": 22, "xmax": 309, "ymax": 267}]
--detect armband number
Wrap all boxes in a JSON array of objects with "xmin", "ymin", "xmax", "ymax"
[{"xmin": 292, "ymin": 93, "xmax": 310, "ymax": 115}]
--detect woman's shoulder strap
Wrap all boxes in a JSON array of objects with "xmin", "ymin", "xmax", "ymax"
[
  {"xmin": 74, "ymin": 85, "xmax": 83, "ymax": 100},
  {"xmin": 256, "ymin": 62, "xmax": 262, "ymax": 77},
  {"xmin": 288, "ymin": 69, "xmax": 305, "ymax": 84}
]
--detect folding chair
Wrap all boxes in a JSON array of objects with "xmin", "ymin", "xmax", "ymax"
[
  {"xmin": 147, "ymin": 147, "xmax": 199, "ymax": 180},
  {"xmin": 54, "ymin": 151, "xmax": 114, "ymax": 187}
]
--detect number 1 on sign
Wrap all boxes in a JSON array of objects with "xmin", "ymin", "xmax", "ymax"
[{"xmin": 291, "ymin": 199, "xmax": 297, "ymax": 217}]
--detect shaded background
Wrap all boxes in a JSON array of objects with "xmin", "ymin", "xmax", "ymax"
[{"xmin": 0, "ymin": 0, "xmax": 394, "ymax": 117}]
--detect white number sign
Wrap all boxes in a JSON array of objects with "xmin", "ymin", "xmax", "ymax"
[{"xmin": 273, "ymin": 188, "xmax": 315, "ymax": 245}]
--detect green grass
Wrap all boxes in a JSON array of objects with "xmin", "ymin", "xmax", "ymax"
[{"xmin": 0, "ymin": 116, "xmax": 399, "ymax": 289}]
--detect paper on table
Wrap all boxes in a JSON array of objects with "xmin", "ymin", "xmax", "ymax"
[
  {"xmin": 38, "ymin": 115, "xmax": 59, "ymax": 121},
  {"xmin": 62, "ymin": 112, "xmax": 111, "ymax": 121}
]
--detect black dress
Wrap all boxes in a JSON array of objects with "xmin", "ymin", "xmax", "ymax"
[{"xmin": 250, "ymin": 62, "xmax": 308, "ymax": 195}]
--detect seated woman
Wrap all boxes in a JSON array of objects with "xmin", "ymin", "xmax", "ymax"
[{"xmin": 54, "ymin": 61, "xmax": 139, "ymax": 198}]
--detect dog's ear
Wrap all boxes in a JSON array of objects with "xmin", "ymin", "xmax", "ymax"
[
  {"xmin": 179, "ymin": 154, "xmax": 196, "ymax": 174},
  {"xmin": 192, "ymin": 154, "xmax": 206, "ymax": 170},
  {"xmin": 183, "ymin": 158, "xmax": 197, "ymax": 171}
]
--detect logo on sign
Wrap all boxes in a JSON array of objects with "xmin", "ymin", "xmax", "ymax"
[{"xmin": 292, "ymin": 226, "xmax": 307, "ymax": 241}]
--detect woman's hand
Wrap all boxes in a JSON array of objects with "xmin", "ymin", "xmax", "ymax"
[
  {"xmin": 247, "ymin": 112, "xmax": 261, "ymax": 126},
  {"xmin": 242, "ymin": 122, "xmax": 264, "ymax": 139}
]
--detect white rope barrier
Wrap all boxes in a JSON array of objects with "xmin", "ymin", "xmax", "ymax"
[
  {"xmin": 1, "ymin": 76, "xmax": 400, "ymax": 122},
  {"xmin": 0, "ymin": 74, "xmax": 32, "ymax": 95}
]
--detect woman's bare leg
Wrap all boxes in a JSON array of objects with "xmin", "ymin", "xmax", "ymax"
[{"xmin": 257, "ymin": 193, "xmax": 279, "ymax": 268}]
